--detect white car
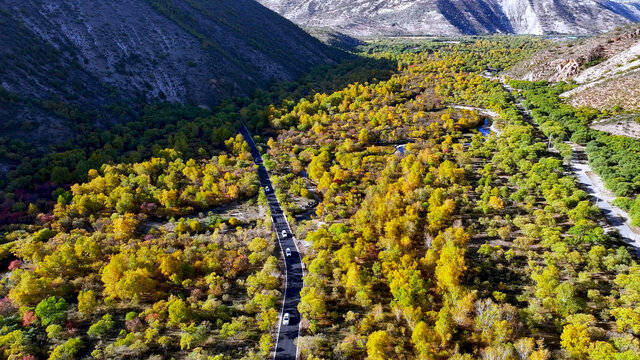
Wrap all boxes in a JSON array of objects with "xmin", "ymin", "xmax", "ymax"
[
  {"xmin": 285, "ymin": 248, "xmax": 291, "ymax": 257},
  {"xmin": 281, "ymin": 230, "xmax": 287, "ymax": 238},
  {"xmin": 265, "ymin": 186, "xmax": 270, "ymax": 192},
  {"xmin": 283, "ymin": 313, "xmax": 290, "ymax": 325}
]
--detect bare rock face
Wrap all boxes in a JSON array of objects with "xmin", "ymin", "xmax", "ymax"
[
  {"xmin": 0, "ymin": 0, "xmax": 342, "ymax": 144},
  {"xmin": 256, "ymin": 0, "xmax": 640, "ymax": 36},
  {"xmin": 556, "ymin": 59, "xmax": 582, "ymax": 81},
  {"xmin": 523, "ymin": 58, "xmax": 583, "ymax": 82}
]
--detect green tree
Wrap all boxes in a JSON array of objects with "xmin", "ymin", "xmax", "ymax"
[
  {"xmin": 87, "ymin": 314, "xmax": 115, "ymax": 338},
  {"xmin": 587, "ymin": 341, "xmax": 616, "ymax": 360},
  {"xmin": 49, "ymin": 338, "xmax": 83, "ymax": 360},
  {"xmin": 115, "ymin": 193, "xmax": 136, "ymax": 214},
  {"xmin": 35, "ymin": 296, "xmax": 69, "ymax": 326},
  {"xmin": 555, "ymin": 282, "xmax": 583, "ymax": 317},
  {"xmin": 50, "ymin": 166, "xmax": 71, "ymax": 184},
  {"xmin": 168, "ymin": 297, "xmax": 192, "ymax": 326},
  {"xmin": 46, "ymin": 324, "xmax": 63, "ymax": 340},
  {"xmin": 180, "ymin": 323, "xmax": 208, "ymax": 350}
]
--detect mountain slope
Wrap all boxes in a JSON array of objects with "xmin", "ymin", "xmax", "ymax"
[
  {"xmin": 256, "ymin": 0, "xmax": 640, "ymax": 36},
  {"xmin": 505, "ymin": 24, "xmax": 640, "ymax": 110},
  {"xmin": 0, "ymin": 0, "xmax": 341, "ymax": 144}
]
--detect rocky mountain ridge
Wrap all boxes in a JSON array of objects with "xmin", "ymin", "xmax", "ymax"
[{"xmin": 257, "ymin": 0, "xmax": 640, "ymax": 37}]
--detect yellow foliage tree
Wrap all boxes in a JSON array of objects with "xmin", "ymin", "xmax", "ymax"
[
  {"xmin": 435, "ymin": 242, "xmax": 466, "ymax": 294},
  {"xmin": 366, "ymin": 330, "xmax": 391, "ymax": 360},
  {"xmin": 560, "ymin": 323, "xmax": 590, "ymax": 359}
]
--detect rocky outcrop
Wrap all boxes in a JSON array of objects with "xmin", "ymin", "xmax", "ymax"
[
  {"xmin": 256, "ymin": 0, "xmax": 640, "ymax": 37},
  {"xmin": 522, "ymin": 58, "xmax": 582, "ymax": 82}
]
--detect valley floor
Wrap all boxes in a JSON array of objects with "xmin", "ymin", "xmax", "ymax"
[{"xmin": 2, "ymin": 37, "xmax": 640, "ymax": 360}]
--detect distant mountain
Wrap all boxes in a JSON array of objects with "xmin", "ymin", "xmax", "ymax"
[
  {"xmin": 0, "ymin": 0, "xmax": 342, "ymax": 144},
  {"xmin": 256, "ymin": 0, "xmax": 640, "ymax": 37},
  {"xmin": 505, "ymin": 24, "xmax": 640, "ymax": 110}
]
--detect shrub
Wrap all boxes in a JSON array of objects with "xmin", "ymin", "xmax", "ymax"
[
  {"xmin": 87, "ymin": 314, "xmax": 115, "ymax": 338},
  {"xmin": 49, "ymin": 338, "xmax": 83, "ymax": 360},
  {"xmin": 35, "ymin": 296, "xmax": 69, "ymax": 326}
]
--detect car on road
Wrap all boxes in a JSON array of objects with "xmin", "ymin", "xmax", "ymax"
[
  {"xmin": 283, "ymin": 313, "xmax": 290, "ymax": 325},
  {"xmin": 265, "ymin": 186, "xmax": 270, "ymax": 192},
  {"xmin": 281, "ymin": 230, "xmax": 287, "ymax": 238},
  {"xmin": 285, "ymin": 248, "xmax": 291, "ymax": 257}
]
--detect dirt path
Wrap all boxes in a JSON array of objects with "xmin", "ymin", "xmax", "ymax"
[
  {"xmin": 569, "ymin": 143, "xmax": 640, "ymax": 249},
  {"xmin": 591, "ymin": 116, "xmax": 640, "ymax": 139},
  {"xmin": 498, "ymin": 79, "xmax": 640, "ymax": 251}
]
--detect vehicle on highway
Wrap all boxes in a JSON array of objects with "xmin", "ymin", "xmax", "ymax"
[
  {"xmin": 283, "ymin": 313, "xmax": 290, "ymax": 325},
  {"xmin": 281, "ymin": 230, "xmax": 287, "ymax": 238},
  {"xmin": 285, "ymin": 248, "xmax": 291, "ymax": 257},
  {"xmin": 265, "ymin": 186, "xmax": 270, "ymax": 192}
]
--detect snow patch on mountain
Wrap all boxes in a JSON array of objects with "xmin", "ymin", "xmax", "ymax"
[
  {"xmin": 256, "ymin": 0, "xmax": 640, "ymax": 36},
  {"xmin": 498, "ymin": 0, "xmax": 543, "ymax": 34}
]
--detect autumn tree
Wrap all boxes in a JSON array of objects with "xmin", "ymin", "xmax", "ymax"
[
  {"xmin": 560, "ymin": 323, "xmax": 591, "ymax": 359},
  {"xmin": 366, "ymin": 331, "xmax": 392, "ymax": 360}
]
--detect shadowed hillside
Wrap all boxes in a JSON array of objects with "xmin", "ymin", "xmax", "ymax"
[{"xmin": 0, "ymin": 0, "xmax": 344, "ymax": 144}]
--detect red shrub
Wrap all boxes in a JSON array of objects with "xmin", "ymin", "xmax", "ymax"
[
  {"xmin": 22, "ymin": 311, "xmax": 37, "ymax": 326},
  {"xmin": 8, "ymin": 259, "xmax": 22, "ymax": 271}
]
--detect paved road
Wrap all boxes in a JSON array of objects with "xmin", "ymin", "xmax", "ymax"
[{"xmin": 239, "ymin": 124, "xmax": 303, "ymax": 360}]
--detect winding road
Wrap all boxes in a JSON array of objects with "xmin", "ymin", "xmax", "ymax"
[{"xmin": 239, "ymin": 124, "xmax": 303, "ymax": 360}]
